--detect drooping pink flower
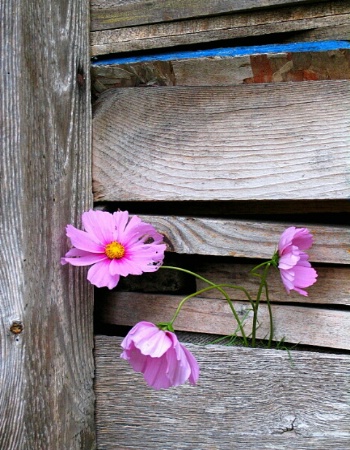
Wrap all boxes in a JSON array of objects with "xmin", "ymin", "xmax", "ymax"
[
  {"xmin": 121, "ymin": 321, "xmax": 199, "ymax": 390},
  {"xmin": 61, "ymin": 210, "xmax": 166, "ymax": 289},
  {"xmin": 277, "ymin": 227, "xmax": 318, "ymax": 296}
]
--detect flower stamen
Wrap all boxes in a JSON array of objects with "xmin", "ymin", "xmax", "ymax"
[{"xmin": 105, "ymin": 241, "xmax": 125, "ymax": 259}]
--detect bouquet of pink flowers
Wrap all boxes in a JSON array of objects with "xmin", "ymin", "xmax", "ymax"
[{"xmin": 62, "ymin": 210, "xmax": 317, "ymax": 390}]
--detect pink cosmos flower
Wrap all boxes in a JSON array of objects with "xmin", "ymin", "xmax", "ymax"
[
  {"xmin": 278, "ymin": 227, "xmax": 317, "ymax": 296},
  {"xmin": 61, "ymin": 210, "xmax": 166, "ymax": 289},
  {"xmin": 121, "ymin": 321, "xmax": 199, "ymax": 390}
]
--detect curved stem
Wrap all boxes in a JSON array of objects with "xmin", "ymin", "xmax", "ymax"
[
  {"xmin": 160, "ymin": 266, "xmax": 249, "ymax": 346},
  {"xmin": 161, "ymin": 265, "xmax": 254, "ymax": 307}
]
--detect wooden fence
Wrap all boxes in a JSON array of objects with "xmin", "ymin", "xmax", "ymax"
[{"xmin": 1, "ymin": 1, "xmax": 350, "ymax": 449}]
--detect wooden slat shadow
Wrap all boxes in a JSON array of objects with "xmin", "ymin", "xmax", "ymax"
[{"xmin": 95, "ymin": 336, "xmax": 350, "ymax": 449}]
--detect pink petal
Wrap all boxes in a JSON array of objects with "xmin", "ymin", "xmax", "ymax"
[
  {"xmin": 182, "ymin": 346, "xmax": 200, "ymax": 385},
  {"xmin": 121, "ymin": 322, "xmax": 173, "ymax": 358},
  {"xmin": 121, "ymin": 321, "xmax": 156, "ymax": 348},
  {"xmin": 278, "ymin": 250, "xmax": 300, "ymax": 270},
  {"xmin": 66, "ymin": 225, "xmax": 105, "ymax": 253},
  {"xmin": 109, "ymin": 257, "xmax": 143, "ymax": 277},
  {"xmin": 62, "ymin": 253, "xmax": 108, "ymax": 267},
  {"xmin": 293, "ymin": 265, "xmax": 318, "ymax": 289},
  {"xmin": 113, "ymin": 210, "xmax": 130, "ymax": 241},
  {"xmin": 121, "ymin": 345, "xmax": 149, "ymax": 373},
  {"xmin": 291, "ymin": 228, "xmax": 313, "ymax": 251},
  {"xmin": 279, "ymin": 269, "xmax": 293, "ymax": 293},
  {"xmin": 87, "ymin": 260, "xmax": 120, "ymax": 289},
  {"xmin": 82, "ymin": 210, "xmax": 115, "ymax": 245},
  {"xmin": 166, "ymin": 345, "xmax": 191, "ymax": 387},
  {"xmin": 120, "ymin": 215, "xmax": 165, "ymax": 246},
  {"xmin": 134, "ymin": 330, "xmax": 172, "ymax": 358},
  {"xmin": 143, "ymin": 354, "xmax": 172, "ymax": 390},
  {"xmin": 278, "ymin": 227, "xmax": 296, "ymax": 254}
]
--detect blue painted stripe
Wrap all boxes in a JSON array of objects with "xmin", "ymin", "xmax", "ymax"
[{"xmin": 92, "ymin": 41, "xmax": 350, "ymax": 66}]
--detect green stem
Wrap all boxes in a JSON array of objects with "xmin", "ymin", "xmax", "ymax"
[
  {"xmin": 264, "ymin": 281, "xmax": 274, "ymax": 348},
  {"xmin": 160, "ymin": 266, "xmax": 250, "ymax": 346},
  {"xmin": 250, "ymin": 260, "xmax": 271, "ymax": 274},
  {"xmin": 251, "ymin": 262, "xmax": 271, "ymax": 348}
]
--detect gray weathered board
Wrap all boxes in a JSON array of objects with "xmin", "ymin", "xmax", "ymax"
[
  {"xmin": 93, "ymin": 81, "xmax": 350, "ymax": 202},
  {"xmin": 91, "ymin": 0, "xmax": 331, "ymax": 31},
  {"xmin": 98, "ymin": 291, "xmax": 350, "ymax": 349},
  {"xmin": 91, "ymin": 1, "xmax": 350, "ymax": 55},
  {"xmin": 95, "ymin": 336, "xmax": 350, "ymax": 449},
  {"xmin": 0, "ymin": 0, "xmax": 95, "ymax": 448},
  {"xmin": 132, "ymin": 216, "xmax": 350, "ymax": 264}
]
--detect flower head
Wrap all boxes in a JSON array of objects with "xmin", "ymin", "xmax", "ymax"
[
  {"xmin": 61, "ymin": 210, "xmax": 166, "ymax": 289},
  {"xmin": 121, "ymin": 321, "xmax": 199, "ymax": 390},
  {"xmin": 277, "ymin": 227, "xmax": 317, "ymax": 296}
]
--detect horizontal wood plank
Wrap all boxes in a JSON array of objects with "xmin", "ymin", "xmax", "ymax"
[
  {"xmin": 193, "ymin": 263, "xmax": 350, "ymax": 306},
  {"xmin": 93, "ymin": 82, "xmax": 350, "ymax": 203},
  {"xmin": 91, "ymin": 48, "xmax": 350, "ymax": 94},
  {"xmin": 97, "ymin": 292, "xmax": 350, "ymax": 349},
  {"xmin": 128, "ymin": 215, "xmax": 350, "ymax": 264},
  {"xmin": 91, "ymin": 0, "xmax": 323, "ymax": 31},
  {"xmin": 91, "ymin": 1, "xmax": 350, "ymax": 55},
  {"xmin": 95, "ymin": 336, "xmax": 350, "ymax": 449}
]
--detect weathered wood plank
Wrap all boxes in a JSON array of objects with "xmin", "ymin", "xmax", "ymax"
[
  {"xmin": 0, "ymin": 0, "xmax": 95, "ymax": 448},
  {"xmin": 91, "ymin": 48, "xmax": 350, "ymax": 94},
  {"xmin": 96, "ymin": 292, "xmax": 350, "ymax": 349},
  {"xmin": 93, "ymin": 82, "xmax": 350, "ymax": 203},
  {"xmin": 95, "ymin": 336, "xmax": 350, "ymax": 449},
  {"xmin": 135, "ymin": 216, "xmax": 350, "ymax": 264},
  {"xmin": 90, "ymin": 1, "xmax": 350, "ymax": 55},
  {"xmin": 91, "ymin": 0, "xmax": 324, "ymax": 31},
  {"xmin": 195, "ymin": 262, "xmax": 350, "ymax": 306}
]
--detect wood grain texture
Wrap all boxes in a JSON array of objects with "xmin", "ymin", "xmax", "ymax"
[
  {"xmin": 90, "ymin": 1, "xmax": 350, "ymax": 55},
  {"xmin": 195, "ymin": 262, "xmax": 350, "ymax": 306},
  {"xmin": 101, "ymin": 213, "xmax": 350, "ymax": 264},
  {"xmin": 0, "ymin": 0, "xmax": 95, "ymax": 448},
  {"xmin": 91, "ymin": 0, "xmax": 323, "ymax": 31},
  {"xmin": 92, "ymin": 82, "xmax": 350, "ymax": 203},
  {"xmin": 95, "ymin": 336, "xmax": 350, "ymax": 449},
  {"xmin": 91, "ymin": 49, "xmax": 350, "ymax": 94},
  {"xmin": 96, "ymin": 292, "xmax": 350, "ymax": 349}
]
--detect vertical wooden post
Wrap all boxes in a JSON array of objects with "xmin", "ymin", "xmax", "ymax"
[{"xmin": 0, "ymin": 1, "xmax": 95, "ymax": 449}]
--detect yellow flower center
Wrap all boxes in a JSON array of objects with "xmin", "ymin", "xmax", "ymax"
[{"xmin": 105, "ymin": 241, "xmax": 125, "ymax": 259}]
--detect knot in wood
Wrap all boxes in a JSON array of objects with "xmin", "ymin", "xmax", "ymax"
[{"xmin": 10, "ymin": 321, "xmax": 23, "ymax": 335}]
